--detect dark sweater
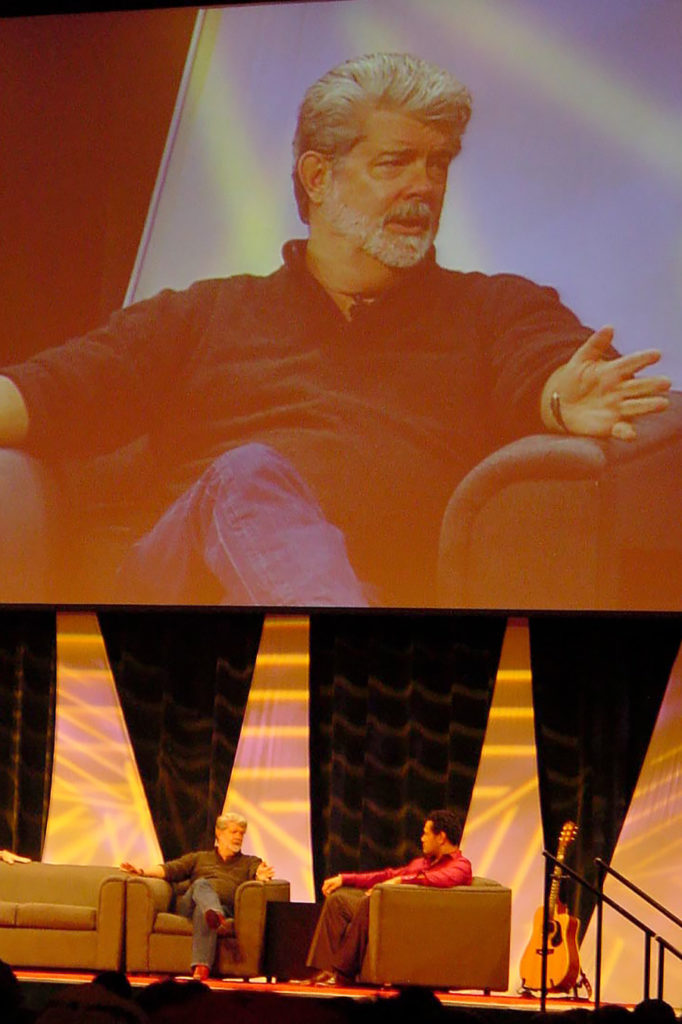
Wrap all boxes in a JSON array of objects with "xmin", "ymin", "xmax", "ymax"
[
  {"xmin": 3, "ymin": 241, "xmax": 591, "ymax": 603},
  {"xmin": 162, "ymin": 849, "xmax": 262, "ymax": 910}
]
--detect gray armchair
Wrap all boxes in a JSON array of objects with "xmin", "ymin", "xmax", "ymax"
[
  {"xmin": 438, "ymin": 393, "xmax": 682, "ymax": 611},
  {"xmin": 124, "ymin": 875, "xmax": 290, "ymax": 978},
  {"xmin": 358, "ymin": 876, "xmax": 511, "ymax": 991}
]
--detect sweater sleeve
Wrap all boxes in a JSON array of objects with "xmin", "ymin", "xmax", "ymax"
[
  {"xmin": 161, "ymin": 851, "xmax": 201, "ymax": 883},
  {"xmin": 472, "ymin": 272, "xmax": 597, "ymax": 441},
  {"xmin": 1, "ymin": 281, "xmax": 221, "ymax": 460}
]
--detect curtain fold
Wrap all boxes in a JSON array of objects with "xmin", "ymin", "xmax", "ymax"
[
  {"xmin": 0, "ymin": 610, "xmax": 56, "ymax": 860},
  {"xmin": 99, "ymin": 609, "xmax": 263, "ymax": 859},
  {"xmin": 308, "ymin": 612, "xmax": 506, "ymax": 895},
  {"xmin": 528, "ymin": 614, "xmax": 681, "ymax": 939}
]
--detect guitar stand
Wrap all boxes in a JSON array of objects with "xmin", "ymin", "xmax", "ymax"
[
  {"xmin": 572, "ymin": 968, "xmax": 593, "ymax": 1000},
  {"xmin": 517, "ymin": 969, "xmax": 592, "ymax": 1002}
]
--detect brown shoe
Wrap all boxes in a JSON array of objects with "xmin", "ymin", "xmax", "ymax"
[
  {"xmin": 294, "ymin": 970, "xmax": 336, "ymax": 987},
  {"xmin": 312, "ymin": 971, "xmax": 345, "ymax": 987},
  {"xmin": 192, "ymin": 964, "xmax": 210, "ymax": 982},
  {"xmin": 204, "ymin": 908, "xmax": 230, "ymax": 935}
]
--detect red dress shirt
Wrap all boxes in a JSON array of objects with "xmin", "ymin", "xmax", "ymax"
[{"xmin": 341, "ymin": 849, "xmax": 472, "ymax": 889}]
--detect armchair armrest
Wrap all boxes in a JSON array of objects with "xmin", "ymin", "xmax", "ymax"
[
  {"xmin": 124, "ymin": 876, "xmax": 174, "ymax": 973},
  {"xmin": 95, "ymin": 873, "xmax": 128, "ymax": 972},
  {"xmin": 216, "ymin": 878, "xmax": 290, "ymax": 978},
  {"xmin": 438, "ymin": 393, "xmax": 682, "ymax": 611}
]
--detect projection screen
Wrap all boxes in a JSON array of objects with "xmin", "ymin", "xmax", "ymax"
[{"xmin": 1, "ymin": 0, "xmax": 681, "ymax": 611}]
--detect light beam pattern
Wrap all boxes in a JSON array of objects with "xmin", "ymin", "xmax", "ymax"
[{"xmin": 42, "ymin": 612, "xmax": 162, "ymax": 868}]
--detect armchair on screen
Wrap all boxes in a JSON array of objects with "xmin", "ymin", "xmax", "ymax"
[
  {"xmin": 438, "ymin": 391, "xmax": 682, "ymax": 611},
  {"xmin": 124, "ymin": 875, "xmax": 290, "ymax": 978},
  {"xmin": 358, "ymin": 876, "xmax": 511, "ymax": 992}
]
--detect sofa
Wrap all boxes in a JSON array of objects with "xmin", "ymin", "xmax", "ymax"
[
  {"xmin": 0, "ymin": 862, "xmax": 127, "ymax": 971},
  {"xmin": 359, "ymin": 875, "xmax": 512, "ymax": 992},
  {"xmin": 125, "ymin": 875, "xmax": 290, "ymax": 978}
]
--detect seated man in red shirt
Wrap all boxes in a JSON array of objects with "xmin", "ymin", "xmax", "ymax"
[{"xmin": 305, "ymin": 809, "xmax": 471, "ymax": 986}]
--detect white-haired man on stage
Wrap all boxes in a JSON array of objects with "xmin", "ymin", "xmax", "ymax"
[{"xmin": 122, "ymin": 813, "xmax": 274, "ymax": 981}]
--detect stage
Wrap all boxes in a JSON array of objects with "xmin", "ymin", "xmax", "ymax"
[{"xmin": 15, "ymin": 968, "xmax": 610, "ymax": 1022}]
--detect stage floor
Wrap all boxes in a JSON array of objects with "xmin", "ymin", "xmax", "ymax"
[{"xmin": 15, "ymin": 968, "xmax": 609, "ymax": 1020}]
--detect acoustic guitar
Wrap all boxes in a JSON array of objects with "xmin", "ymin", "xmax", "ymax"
[{"xmin": 520, "ymin": 821, "xmax": 581, "ymax": 993}]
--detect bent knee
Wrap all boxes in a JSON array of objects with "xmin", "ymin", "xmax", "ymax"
[
  {"xmin": 207, "ymin": 443, "xmax": 318, "ymax": 505},
  {"xmin": 210, "ymin": 442, "xmax": 291, "ymax": 477}
]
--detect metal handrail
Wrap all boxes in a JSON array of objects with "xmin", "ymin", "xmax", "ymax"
[
  {"xmin": 595, "ymin": 858, "xmax": 682, "ymax": 930},
  {"xmin": 538, "ymin": 850, "xmax": 682, "ymax": 1012}
]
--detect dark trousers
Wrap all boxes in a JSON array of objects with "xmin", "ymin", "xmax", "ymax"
[{"xmin": 306, "ymin": 888, "xmax": 370, "ymax": 978}]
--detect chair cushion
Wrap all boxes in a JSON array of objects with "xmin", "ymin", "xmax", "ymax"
[
  {"xmin": 153, "ymin": 912, "xmax": 236, "ymax": 939},
  {"xmin": 154, "ymin": 913, "xmax": 193, "ymax": 936},
  {"xmin": 0, "ymin": 902, "xmax": 17, "ymax": 925},
  {"xmin": 16, "ymin": 903, "xmax": 96, "ymax": 929}
]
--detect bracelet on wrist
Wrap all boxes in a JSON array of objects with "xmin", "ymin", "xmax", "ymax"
[{"xmin": 550, "ymin": 390, "xmax": 569, "ymax": 433}]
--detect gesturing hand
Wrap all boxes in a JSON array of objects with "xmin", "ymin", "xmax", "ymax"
[
  {"xmin": 120, "ymin": 862, "xmax": 143, "ymax": 875},
  {"xmin": 256, "ymin": 861, "xmax": 275, "ymax": 881},
  {"xmin": 0, "ymin": 849, "xmax": 30, "ymax": 864},
  {"xmin": 321, "ymin": 874, "xmax": 343, "ymax": 897},
  {"xmin": 542, "ymin": 326, "xmax": 671, "ymax": 440}
]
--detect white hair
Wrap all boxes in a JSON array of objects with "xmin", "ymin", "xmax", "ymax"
[
  {"xmin": 293, "ymin": 52, "xmax": 472, "ymax": 222},
  {"xmin": 215, "ymin": 813, "xmax": 247, "ymax": 831}
]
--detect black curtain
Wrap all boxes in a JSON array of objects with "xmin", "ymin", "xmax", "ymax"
[
  {"xmin": 308, "ymin": 612, "xmax": 506, "ymax": 895},
  {"xmin": 0, "ymin": 610, "xmax": 56, "ymax": 860},
  {"xmin": 99, "ymin": 609, "xmax": 264, "ymax": 859},
  {"xmin": 529, "ymin": 614, "xmax": 681, "ymax": 939}
]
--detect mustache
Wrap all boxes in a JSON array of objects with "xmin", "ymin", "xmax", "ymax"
[{"xmin": 382, "ymin": 200, "xmax": 435, "ymax": 228}]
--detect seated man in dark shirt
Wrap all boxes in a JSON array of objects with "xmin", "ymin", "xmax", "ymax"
[
  {"xmin": 304, "ymin": 809, "xmax": 471, "ymax": 986},
  {"xmin": 0, "ymin": 53, "xmax": 670, "ymax": 608},
  {"xmin": 121, "ymin": 812, "xmax": 274, "ymax": 981}
]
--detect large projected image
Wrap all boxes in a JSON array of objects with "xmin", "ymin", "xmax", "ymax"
[{"xmin": 1, "ymin": 0, "xmax": 680, "ymax": 611}]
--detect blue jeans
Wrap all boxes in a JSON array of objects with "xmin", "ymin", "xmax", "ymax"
[
  {"xmin": 117, "ymin": 443, "xmax": 369, "ymax": 606},
  {"xmin": 175, "ymin": 877, "xmax": 229, "ymax": 970}
]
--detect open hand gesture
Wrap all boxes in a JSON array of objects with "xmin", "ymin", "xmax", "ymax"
[
  {"xmin": 256, "ymin": 861, "xmax": 275, "ymax": 881},
  {"xmin": 120, "ymin": 861, "xmax": 144, "ymax": 875},
  {"xmin": 543, "ymin": 326, "xmax": 670, "ymax": 440}
]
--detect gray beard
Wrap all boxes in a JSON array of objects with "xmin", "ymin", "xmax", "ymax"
[{"xmin": 322, "ymin": 183, "xmax": 436, "ymax": 269}]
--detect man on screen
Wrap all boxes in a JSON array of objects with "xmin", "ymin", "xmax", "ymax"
[{"xmin": 0, "ymin": 53, "xmax": 671, "ymax": 606}]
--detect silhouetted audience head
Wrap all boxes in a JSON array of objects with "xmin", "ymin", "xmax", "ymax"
[
  {"xmin": 93, "ymin": 971, "xmax": 134, "ymax": 1002},
  {"xmin": 594, "ymin": 1005, "xmax": 632, "ymax": 1024},
  {"xmin": 0, "ymin": 959, "xmax": 25, "ymax": 1023},
  {"xmin": 135, "ymin": 979, "xmax": 212, "ymax": 1022},
  {"xmin": 34, "ymin": 979, "xmax": 147, "ymax": 1024},
  {"xmin": 632, "ymin": 999, "xmax": 678, "ymax": 1024},
  {"xmin": 367, "ymin": 987, "xmax": 450, "ymax": 1022},
  {"xmin": 560, "ymin": 1009, "xmax": 593, "ymax": 1024}
]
